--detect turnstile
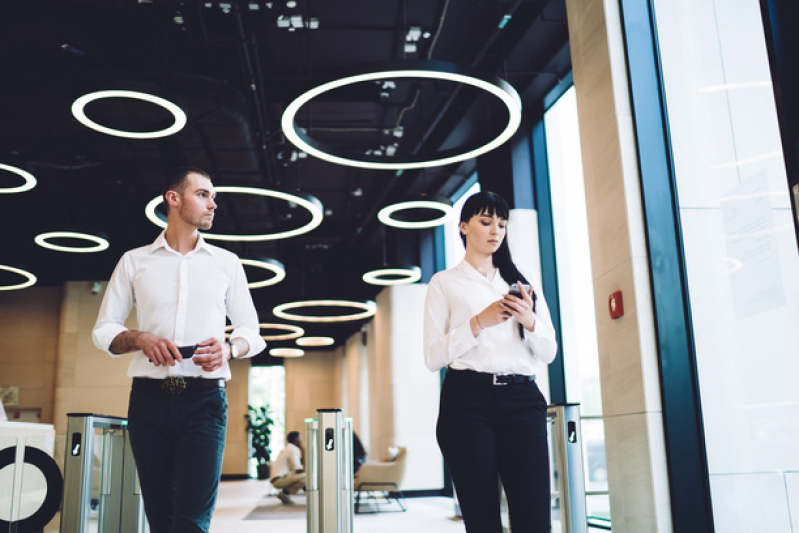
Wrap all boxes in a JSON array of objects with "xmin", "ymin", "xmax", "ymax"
[
  {"xmin": 548, "ymin": 404, "xmax": 587, "ymax": 533},
  {"xmin": 61, "ymin": 414, "xmax": 146, "ymax": 533},
  {"xmin": 305, "ymin": 409, "xmax": 353, "ymax": 533}
]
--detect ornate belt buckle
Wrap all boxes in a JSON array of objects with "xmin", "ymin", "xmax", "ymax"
[{"xmin": 161, "ymin": 376, "xmax": 186, "ymax": 395}]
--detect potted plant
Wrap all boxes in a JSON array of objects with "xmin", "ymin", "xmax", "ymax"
[{"xmin": 245, "ymin": 404, "xmax": 274, "ymax": 480}]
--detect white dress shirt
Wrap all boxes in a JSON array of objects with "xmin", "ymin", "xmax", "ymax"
[
  {"xmin": 92, "ymin": 231, "xmax": 266, "ymax": 380},
  {"xmin": 423, "ymin": 260, "xmax": 557, "ymax": 375},
  {"xmin": 271, "ymin": 443, "xmax": 303, "ymax": 478}
]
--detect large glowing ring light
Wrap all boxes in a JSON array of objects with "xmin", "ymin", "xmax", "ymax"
[
  {"xmin": 145, "ymin": 186, "xmax": 324, "ymax": 241},
  {"xmin": 378, "ymin": 199, "xmax": 455, "ymax": 229},
  {"xmin": 225, "ymin": 323, "xmax": 305, "ymax": 341},
  {"xmin": 72, "ymin": 90, "xmax": 187, "ymax": 139},
  {"xmin": 34, "ymin": 231, "xmax": 110, "ymax": 253},
  {"xmin": 296, "ymin": 336, "xmax": 335, "ymax": 347},
  {"xmin": 0, "ymin": 164, "xmax": 37, "ymax": 193},
  {"xmin": 241, "ymin": 258, "xmax": 286, "ymax": 288},
  {"xmin": 363, "ymin": 265, "xmax": 422, "ymax": 286},
  {"xmin": 0, "ymin": 265, "xmax": 37, "ymax": 291},
  {"xmin": 282, "ymin": 60, "xmax": 522, "ymax": 169},
  {"xmin": 270, "ymin": 348, "xmax": 305, "ymax": 358},
  {"xmin": 273, "ymin": 300, "xmax": 377, "ymax": 323}
]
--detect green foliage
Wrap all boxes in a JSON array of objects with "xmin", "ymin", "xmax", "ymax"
[{"xmin": 245, "ymin": 404, "xmax": 274, "ymax": 465}]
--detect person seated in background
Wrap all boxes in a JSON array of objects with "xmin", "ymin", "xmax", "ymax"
[
  {"xmin": 270, "ymin": 431, "xmax": 306, "ymax": 504},
  {"xmin": 353, "ymin": 431, "xmax": 367, "ymax": 474}
]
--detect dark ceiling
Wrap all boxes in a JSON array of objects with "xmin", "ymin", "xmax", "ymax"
[{"xmin": 0, "ymin": 0, "xmax": 570, "ymax": 359}]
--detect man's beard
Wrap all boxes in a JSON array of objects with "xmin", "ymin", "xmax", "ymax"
[{"xmin": 180, "ymin": 206, "xmax": 213, "ymax": 230}]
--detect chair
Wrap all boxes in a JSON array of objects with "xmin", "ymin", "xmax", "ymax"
[{"xmin": 353, "ymin": 446, "xmax": 407, "ymax": 513}]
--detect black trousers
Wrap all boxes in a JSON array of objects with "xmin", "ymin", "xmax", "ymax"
[
  {"xmin": 127, "ymin": 386, "xmax": 228, "ymax": 533},
  {"xmin": 437, "ymin": 369, "xmax": 551, "ymax": 533}
]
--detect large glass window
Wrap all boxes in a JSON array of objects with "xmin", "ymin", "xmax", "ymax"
[
  {"xmin": 249, "ymin": 365, "xmax": 286, "ymax": 476},
  {"xmin": 654, "ymin": 0, "xmax": 799, "ymax": 530},
  {"xmin": 544, "ymin": 86, "xmax": 608, "ymax": 522}
]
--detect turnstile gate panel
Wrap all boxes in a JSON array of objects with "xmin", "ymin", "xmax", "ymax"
[
  {"xmin": 306, "ymin": 409, "xmax": 353, "ymax": 533},
  {"xmin": 61, "ymin": 414, "xmax": 146, "ymax": 533}
]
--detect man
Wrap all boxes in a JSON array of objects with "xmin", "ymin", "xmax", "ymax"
[
  {"xmin": 92, "ymin": 167, "xmax": 266, "ymax": 533},
  {"xmin": 270, "ymin": 431, "xmax": 306, "ymax": 504}
]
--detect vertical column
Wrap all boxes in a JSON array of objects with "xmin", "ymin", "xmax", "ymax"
[{"xmin": 563, "ymin": 0, "xmax": 672, "ymax": 531}]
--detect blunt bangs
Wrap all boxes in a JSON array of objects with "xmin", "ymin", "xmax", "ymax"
[{"xmin": 460, "ymin": 191, "xmax": 510, "ymax": 224}]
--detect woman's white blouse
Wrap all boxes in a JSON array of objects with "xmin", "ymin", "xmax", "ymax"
[{"xmin": 423, "ymin": 260, "xmax": 558, "ymax": 375}]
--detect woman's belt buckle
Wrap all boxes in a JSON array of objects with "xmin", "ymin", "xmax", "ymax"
[{"xmin": 161, "ymin": 376, "xmax": 187, "ymax": 395}]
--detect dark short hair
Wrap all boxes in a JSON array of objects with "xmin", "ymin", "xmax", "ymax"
[
  {"xmin": 287, "ymin": 431, "xmax": 301, "ymax": 445},
  {"xmin": 161, "ymin": 166, "xmax": 211, "ymax": 204}
]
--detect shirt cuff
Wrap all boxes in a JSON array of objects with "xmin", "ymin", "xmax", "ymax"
[
  {"xmin": 229, "ymin": 327, "xmax": 266, "ymax": 358},
  {"xmin": 92, "ymin": 324, "xmax": 130, "ymax": 357}
]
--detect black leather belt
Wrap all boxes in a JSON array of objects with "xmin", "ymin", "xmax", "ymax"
[
  {"xmin": 132, "ymin": 377, "xmax": 226, "ymax": 395},
  {"xmin": 447, "ymin": 368, "xmax": 535, "ymax": 386}
]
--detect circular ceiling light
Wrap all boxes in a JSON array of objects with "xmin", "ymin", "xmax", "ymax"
[
  {"xmin": 270, "ymin": 348, "xmax": 305, "ymax": 358},
  {"xmin": 0, "ymin": 163, "xmax": 37, "ymax": 194},
  {"xmin": 34, "ymin": 231, "xmax": 110, "ymax": 253},
  {"xmin": 377, "ymin": 196, "xmax": 455, "ymax": 228},
  {"xmin": 296, "ymin": 336, "xmax": 335, "ymax": 347},
  {"xmin": 0, "ymin": 265, "xmax": 37, "ymax": 291},
  {"xmin": 363, "ymin": 265, "xmax": 422, "ymax": 286},
  {"xmin": 71, "ymin": 89, "xmax": 187, "ymax": 139},
  {"xmin": 281, "ymin": 60, "xmax": 522, "ymax": 169},
  {"xmin": 241, "ymin": 258, "xmax": 286, "ymax": 288},
  {"xmin": 225, "ymin": 323, "xmax": 305, "ymax": 341},
  {"xmin": 145, "ymin": 186, "xmax": 323, "ymax": 241},
  {"xmin": 273, "ymin": 300, "xmax": 377, "ymax": 323}
]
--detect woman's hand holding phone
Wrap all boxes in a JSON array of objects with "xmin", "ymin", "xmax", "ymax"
[{"xmin": 502, "ymin": 282, "xmax": 536, "ymax": 331}]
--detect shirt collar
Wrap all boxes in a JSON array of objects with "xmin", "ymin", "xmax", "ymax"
[{"xmin": 149, "ymin": 231, "xmax": 216, "ymax": 256}]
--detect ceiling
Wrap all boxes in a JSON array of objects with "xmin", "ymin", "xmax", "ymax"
[{"xmin": 0, "ymin": 0, "xmax": 570, "ymax": 360}]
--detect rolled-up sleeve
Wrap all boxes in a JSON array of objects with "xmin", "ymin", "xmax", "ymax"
[
  {"xmin": 226, "ymin": 260, "xmax": 266, "ymax": 358},
  {"xmin": 92, "ymin": 255, "xmax": 133, "ymax": 356},
  {"xmin": 423, "ymin": 277, "xmax": 479, "ymax": 372}
]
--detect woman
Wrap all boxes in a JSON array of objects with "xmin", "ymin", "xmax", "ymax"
[{"xmin": 424, "ymin": 191, "xmax": 558, "ymax": 532}]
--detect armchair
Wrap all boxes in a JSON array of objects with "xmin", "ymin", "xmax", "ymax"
[{"xmin": 353, "ymin": 446, "xmax": 407, "ymax": 513}]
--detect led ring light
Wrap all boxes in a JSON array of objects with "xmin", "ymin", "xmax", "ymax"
[
  {"xmin": 0, "ymin": 265, "xmax": 37, "ymax": 291},
  {"xmin": 377, "ymin": 199, "xmax": 455, "ymax": 229},
  {"xmin": 0, "ymin": 163, "xmax": 37, "ymax": 193},
  {"xmin": 34, "ymin": 232, "xmax": 110, "ymax": 253},
  {"xmin": 281, "ymin": 60, "xmax": 522, "ymax": 169},
  {"xmin": 241, "ymin": 258, "xmax": 286, "ymax": 288},
  {"xmin": 363, "ymin": 266, "xmax": 422, "ymax": 286},
  {"xmin": 71, "ymin": 90, "xmax": 187, "ymax": 139},
  {"xmin": 270, "ymin": 348, "xmax": 305, "ymax": 358},
  {"xmin": 145, "ymin": 186, "xmax": 324, "ymax": 241},
  {"xmin": 225, "ymin": 323, "xmax": 305, "ymax": 341},
  {"xmin": 296, "ymin": 336, "xmax": 335, "ymax": 347},
  {"xmin": 273, "ymin": 300, "xmax": 377, "ymax": 323}
]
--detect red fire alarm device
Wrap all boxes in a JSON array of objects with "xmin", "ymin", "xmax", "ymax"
[{"xmin": 609, "ymin": 290, "xmax": 624, "ymax": 319}]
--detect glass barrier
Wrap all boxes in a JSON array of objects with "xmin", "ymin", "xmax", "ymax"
[{"xmin": 0, "ymin": 435, "xmax": 18, "ymax": 533}]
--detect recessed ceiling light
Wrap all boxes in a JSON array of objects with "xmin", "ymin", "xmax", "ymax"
[
  {"xmin": 270, "ymin": 347, "xmax": 305, "ymax": 357},
  {"xmin": 0, "ymin": 265, "xmax": 37, "ymax": 291},
  {"xmin": 145, "ymin": 186, "xmax": 324, "ymax": 241},
  {"xmin": 34, "ymin": 231, "xmax": 110, "ymax": 253},
  {"xmin": 273, "ymin": 300, "xmax": 377, "ymax": 323},
  {"xmin": 296, "ymin": 336, "xmax": 334, "ymax": 347},
  {"xmin": 71, "ymin": 89, "xmax": 187, "ymax": 139},
  {"xmin": 0, "ymin": 163, "xmax": 37, "ymax": 194},
  {"xmin": 362, "ymin": 266, "xmax": 422, "ymax": 286},
  {"xmin": 240, "ymin": 258, "xmax": 286, "ymax": 288},
  {"xmin": 281, "ymin": 60, "xmax": 522, "ymax": 169}
]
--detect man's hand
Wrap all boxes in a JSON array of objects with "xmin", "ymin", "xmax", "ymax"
[
  {"xmin": 192, "ymin": 337, "xmax": 230, "ymax": 372},
  {"xmin": 110, "ymin": 331, "xmax": 183, "ymax": 366}
]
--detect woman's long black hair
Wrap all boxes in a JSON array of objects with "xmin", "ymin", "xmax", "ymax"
[{"xmin": 460, "ymin": 191, "xmax": 535, "ymax": 336}]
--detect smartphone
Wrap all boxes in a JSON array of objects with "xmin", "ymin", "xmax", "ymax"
[
  {"xmin": 508, "ymin": 283, "xmax": 530, "ymax": 298},
  {"xmin": 178, "ymin": 345, "xmax": 197, "ymax": 359}
]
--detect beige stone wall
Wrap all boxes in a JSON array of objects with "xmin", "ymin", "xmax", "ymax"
[
  {"xmin": 284, "ymin": 349, "xmax": 342, "ymax": 442},
  {"xmin": 0, "ymin": 286, "xmax": 62, "ymax": 424},
  {"xmin": 222, "ymin": 357, "xmax": 251, "ymax": 476},
  {"xmin": 565, "ymin": 0, "xmax": 672, "ymax": 531}
]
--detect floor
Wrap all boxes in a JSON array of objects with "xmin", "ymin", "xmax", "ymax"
[{"xmin": 210, "ymin": 479, "xmax": 467, "ymax": 533}]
